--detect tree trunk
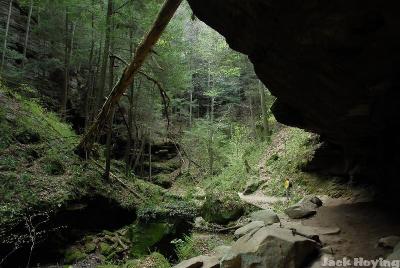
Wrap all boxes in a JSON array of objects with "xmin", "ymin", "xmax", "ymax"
[
  {"xmin": 22, "ymin": 0, "xmax": 34, "ymax": 67},
  {"xmin": 189, "ymin": 89, "xmax": 193, "ymax": 127},
  {"xmin": 60, "ymin": 8, "xmax": 69, "ymax": 118},
  {"xmin": 125, "ymin": 28, "xmax": 135, "ymax": 176},
  {"xmin": 133, "ymin": 132, "xmax": 146, "ymax": 171},
  {"xmin": 259, "ymin": 81, "xmax": 269, "ymax": 139},
  {"xmin": 0, "ymin": 0, "xmax": 13, "ymax": 75},
  {"xmin": 84, "ymin": 0, "xmax": 96, "ymax": 131},
  {"xmin": 148, "ymin": 128, "xmax": 152, "ymax": 180},
  {"xmin": 249, "ymin": 94, "xmax": 256, "ymax": 138},
  {"xmin": 61, "ymin": 15, "xmax": 76, "ymax": 119},
  {"xmin": 104, "ymin": 107, "xmax": 116, "ymax": 180},
  {"xmin": 76, "ymin": 0, "xmax": 183, "ymax": 156},
  {"xmin": 208, "ymin": 95, "xmax": 215, "ymax": 176},
  {"xmin": 96, "ymin": 0, "xmax": 113, "ymax": 110}
]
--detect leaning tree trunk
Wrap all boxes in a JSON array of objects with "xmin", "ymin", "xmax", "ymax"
[
  {"xmin": 0, "ymin": 0, "xmax": 13, "ymax": 75},
  {"xmin": 22, "ymin": 0, "xmax": 34, "ymax": 67},
  {"xmin": 76, "ymin": 0, "xmax": 183, "ymax": 156}
]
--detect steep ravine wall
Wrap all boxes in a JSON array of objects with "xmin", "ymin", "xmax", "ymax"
[
  {"xmin": 0, "ymin": 0, "xmax": 87, "ymax": 130},
  {"xmin": 187, "ymin": 0, "xmax": 400, "ymax": 187}
]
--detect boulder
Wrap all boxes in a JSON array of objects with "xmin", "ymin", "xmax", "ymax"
[
  {"xmin": 378, "ymin": 236, "xmax": 400, "ymax": 249},
  {"xmin": 285, "ymin": 196, "xmax": 322, "ymax": 219},
  {"xmin": 221, "ymin": 226, "xmax": 320, "ymax": 268},
  {"xmin": 173, "ymin": 255, "xmax": 220, "ymax": 268},
  {"xmin": 201, "ymin": 192, "xmax": 245, "ymax": 224},
  {"xmin": 194, "ymin": 217, "xmax": 208, "ymax": 230},
  {"xmin": 214, "ymin": 245, "xmax": 232, "ymax": 259},
  {"xmin": 249, "ymin": 209, "xmax": 280, "ymax": 225},
  {"xmin": 234, "ymin": 221, "xmax": 265, "ymax": 238},
  {"xmin": 243, "ymin": 179, "xmax": 264, "ymax": 195}
]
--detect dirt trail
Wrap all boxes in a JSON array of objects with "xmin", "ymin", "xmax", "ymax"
[
  {"xmin": 238, "ymin": 129, "xmax": 290, "ymax": 209},
  {"xmin": 304, "ymin": 196, "xmax": 400, "ymax": 267}
]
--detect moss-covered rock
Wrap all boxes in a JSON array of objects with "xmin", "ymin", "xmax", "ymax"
[
  {"xmin": 64, "ymin": 247, "xmax": 87, "ymax": 264},
  {"xmin": 126, "ymin": 223, "xmax": 173, "ymax": 257},
  {"xmin": 201, "ymin": 191, "xmax": 244, "ymax": 224}
]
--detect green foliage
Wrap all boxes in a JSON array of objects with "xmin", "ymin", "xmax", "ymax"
[
  {"xmin": 257, "ymin": 127, "xmax": 353, "ymax": 211},
  {"xmin": 182, "ymin": 120, "xmax": 267, "ymax": 193},
  {"xmin": 174, "ymin": 235, "xmax": 202, "ymax": 262},
  {"xmin": 181, "ymin": 119, "xmax": 229, "ymax": 177},
  {"xmin": 64, "ymin": 246, "xmax": 87, "ymax": 264},
  {"xmin": 174, "ymin": 233, "xmax": 233, "ymax": 262}
]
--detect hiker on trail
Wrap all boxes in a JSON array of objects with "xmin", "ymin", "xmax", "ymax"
[{"xmin": 284, "ymin": 178, "xmax": 292, "ymax": 200}]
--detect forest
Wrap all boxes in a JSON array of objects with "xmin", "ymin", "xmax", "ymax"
[{"xmin": 1, "ymin": 0, "xmax": 400, "ymax": 268}]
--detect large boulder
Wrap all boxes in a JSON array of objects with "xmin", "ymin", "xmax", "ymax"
[
  {"xmin": 249, "ymin": 209, "xmax": 280, "ymax": 225},
  {"xmin": 221, "ymin": 226, "xmax": 320, "ymax": 268},
  {"xmin": 243, "ymin": 178, "xmax": 264, "ymax": 195},
  {"xmin": 234, "ymin": 221, "xmax": 265, "ymax": 238},
  {"xmin": 201, "ymin": 192, "xmax": 245, "ymax": 224},
  {"xmin": 285, "ymin": 196, "xmax": 322, "ymax": 219},
  {"xmin": 378, "ymin": 236, "xmax": 400, "ymax": 249}
]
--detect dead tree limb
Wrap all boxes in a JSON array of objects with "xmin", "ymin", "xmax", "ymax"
[
  {"xmin": 111, "ymin": 53, "xmax": 171, "ymax": 127},
  {"xmin": 76, "ymin": 0, "xmax": 182, "ymax": 156},
  {"xmin": 138, "ymin": 70, "xmax": 170, "ymax": 127}
]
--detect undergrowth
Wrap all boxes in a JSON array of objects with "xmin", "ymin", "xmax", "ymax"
[
  {"xmin": 261, "ymin": 127, "xmax": 353, "ymax": 211},
  {"xmin": 0, "ymin": 82, "xmax": 163, "ymax": 228}
]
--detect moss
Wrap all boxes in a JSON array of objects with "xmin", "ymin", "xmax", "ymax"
[
  {"xmin": 99, "ymin": 242, "xmax": 114, "ymax": 256},
  {"xmin": 83, "ymin": 242, "xmax": 96, "ymax": 253},
  {"xmin": 64, "ymin": 247, "xmax": 87, "ymax": 264},
  {"xmin": 152, "ymin": 174, "xmax": 172, "ymax": 188},
  {"xmin": 126, "ymin": 223, "xmax": 173, "ymax": 257}
]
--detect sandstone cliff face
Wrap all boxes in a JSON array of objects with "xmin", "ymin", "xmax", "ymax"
[
  {"xmin": 188, "ymin": 0, "xmax": 400, "ymax": 184},
  {"xmin": 0, "ymin": 0, "xmax": 86, "ymax": 128},
  {"xmin": 0, "ymin": 0, "xmax": 40, "ymax": 63}
]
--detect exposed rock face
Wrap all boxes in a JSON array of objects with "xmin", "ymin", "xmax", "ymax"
[
  {"xmin": 187, "ymin": 0, "xmax": 400, "ymax": 187},
  {"xmin": 0, "ymin": 0, "xmax": 86, "ymax": 125},
  {"xmin": 0, "ymin": 0, "xmax": 40, "ymax": 61}
]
